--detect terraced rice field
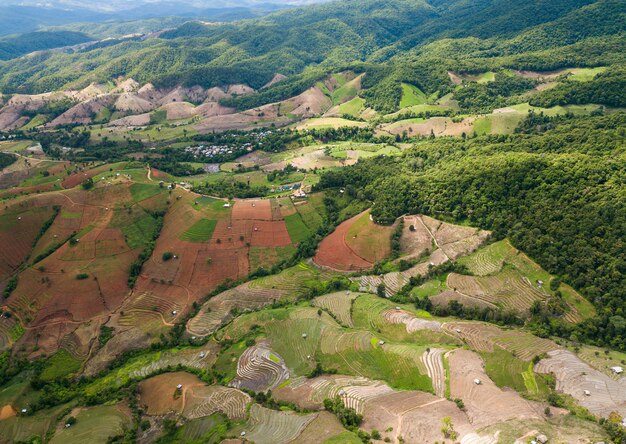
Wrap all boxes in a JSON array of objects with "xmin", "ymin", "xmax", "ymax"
[
  {"xmin": 49, "ymin": 404, "xmax": 131, "ymax": 444},
  {"xmin": 313, "ymin": 291, "xmax": 359, "ymax": 326},
  {"xmin": 183, "ymin": 385, "xmax": 251, "ymax": 420},
  {"xmin": 448, "ymin": 349, "xmax": 542, "ymax": 429},
  {"xmin": 355, "ymin": 215, "xmax": 489, "ymax": 296},
  {"xmin": 236, "ymin": 404, "xmax": 316, "ymax": 443},
  {"xmin": 265, "ymin": 317, "xmax": 325, "ymax": 376},
  {"xmin": 535, "ymin": 349, "xmax": 626, "ymax": 418},
  {"xmin": 188, "ymin": 262, "xmax": 335, "ymax": 337},
  {"xmin": 443, "ymin": 322, "xmax": 558, "ymax": 361},
  {"xmin": 421, "ymin": 348, "xmax": 446, "ymax": 397},
  {"xmin": 382, "ymin": 308, "xmax": 442, "ymax": 333},
  {"xmin": 128, "ymin": 344, "xmax": 218, "ymax": 379},
  {"xmin": 230, "ymin": 341, "xmax": 290, "ymax": 392}
]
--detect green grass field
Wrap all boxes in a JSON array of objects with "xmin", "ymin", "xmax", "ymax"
[
  {"xmin": 400, "ymin": 83, "xmax": 428, "ymax": 108},
  {"xmin": 21, "ymin": 114, "xmax": 48, "ymax": 130},
  {"xmin": 284, "ymin": 212, "xmax": 311, "ymax": 244},
  {"xmin": 336, "ymin": 97, "xmax": 365, "ymax": 116},
  {"xmin": 40, "ymin": 350, "xmax": 82, "ymax": 381},
  {"xmin": 480, "ymin": 349, "xmax": 549, "ymax": 397},
  {"xmin": 49, "ymin": 404, "xmax": 131, "ymax": 444},
  {"xmin": 324, "ymin": 431, "xmax": 363, "ymax": 443},
  {"xmin": 181, "ymin": 218, "xmax": 217, "ymax": 242},
  {"xmin": 130, "ymin": 183, "xmax": 162, "ymax": 202},
  {"xmin": 568, "ymin": 67, "xmax": 607, "ymax": 82},
  {"xmin": 112, "ymin": 207, "xmax": 159, "ymax": 250}
]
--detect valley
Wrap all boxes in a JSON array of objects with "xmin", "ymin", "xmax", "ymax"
[{"xmin": 0, "ymin": 0, "xmax": 624, "ymax": 443}]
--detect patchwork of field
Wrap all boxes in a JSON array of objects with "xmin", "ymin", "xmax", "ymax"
[
  {"xmin": 187, "ymin": 262, "xmax": 336, "ymax": 337},
  {"xmin": 378, "ymin": 102, "xmax": 605, "ymax": 137},
  {"xmin": 1, "ymin": 181, "xmax": 168, "ymax": 359},
  {"xmin": 356, "ymin": 214, "xmax": 489, "ymax": 295},
  {"xmin": 262, "ymin": 142, "xmax": 401, "ymax": 171},
  {"xmin": 117, "ymin": 192, "xmax": 320, "ymax": 350}
]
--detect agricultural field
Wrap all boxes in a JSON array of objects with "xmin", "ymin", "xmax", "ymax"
[
  {"xmin": 49, "ymin": 404, "xmax": 132, "ymax": 444},
  {"xmin": 314, "ymin": 210, "xmax": 394, "ymax": 271},
  {"xmin": 452, "ymin": 239, "xmax": 594, "ymax": 320}
]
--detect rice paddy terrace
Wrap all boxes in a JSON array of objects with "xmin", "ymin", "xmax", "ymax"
[{"xmin": 0, "ymin": 166, "xmax": 615, "ymax": 443}]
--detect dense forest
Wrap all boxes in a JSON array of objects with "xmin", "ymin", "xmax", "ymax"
[{"xmin": 317, "ymin": 114, "xmax": 626, "ymax": 350}]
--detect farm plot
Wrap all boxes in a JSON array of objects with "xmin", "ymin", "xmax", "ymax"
[
  {"xmin": 0, "ymin": 404, "xmax": 68, "ymax": 443},
  {"xmin": 275, "ymin": 375, "xmax": 395, "ymax": 412},
  {"xmin": 62, "ymin": 163, "xmax": 115, "ymax": 189},
  {"xmin": 382, "ymin": 308, "xmax": 442, "ymax": 333},
  {"xmin": 443, "ymin": 321, "xmax": 558, "ymax": 361},
  {"xmin": 187, "ymin": 283, "xmax": 289, "ymax": 337},
  {"xmin": 128, "ymin": 343, "xmax": 219, "ymax": 379},
  {"xmin": 361, "ymin": 389, "xmax": 490, "ymax": 444},
  {"xmin": 451, "ymin": 239, "xmax": 590, "ymax": 320},
  {"xmin": 535, "ymin": 349, "xmax": 626, "ymax": 418},
  {"xmin": 183, "ymin": 385, "xmax": 251, "ymax": 420},
  {"xmin": 49, "ymin": 404, "xmax": 131, "ymax": 444},
  {"xmin": 318, "ymin": 335, "xmax": 433, "ymax": 390},
  {"xmin": 0, "ymin": 205, "xmax": 55, "ymax": 290},
  {"xmin": 6, "ymin": 194, "xmax": 141, "ymax": 356},
  {"xmin": 399, "ymin": 215, "xmax": 433, "ymax": 259},
  {"xmin": 447, "ymin": 269, "xmax": 547, "ymax": 314},
  {"xmin": 313, "ymin": 211, "xmax": 378, "ymax": 271},
  {"xmin": 419, "ymin": 215, "xmax": 490, "ymax": 260},
  {"xmin": 355, "ymin": 215, "xmax": 489, "ymax": 296},
  {"xmin": 188, "ymin": 262, "xmax": 336, "ymax": 337},
  {"xmin": 421, "ymin": 348, "xmax": 446, "ymax": 397},
  {"xmin": 351, "ymin": 294, "xmax": 439, "ymax": 339},
  {"xmin": 234, "ymin": 404, "xmax": 316, "ymax": 444},
  {"xmin": 264, "ymin": 316, "xmax": 327, "ymax": 376},
  {"xmin": 139, "ymin": 372, "xmax": 204, "ymax": 415},
  {"xmin": 230, "ymin": 340, "xmax": 290, "ymax": 392},
  {"xmin": 448, "ymin": 349, "xmax": 543, "ymax": 429},
  {"xmin": 480, "ymin": 415, "xmax": 606, "ymax": 444},
  {"xmin": 344, "ymin": 210, "xmax": 393, "ymax": 264},
  {"xmin": 292, "ymin": 411, "xmax": 352, "ymax": 444},
  {"xmin": 313, "ymin": 291, "xmax": 359, "ymax": 326}
]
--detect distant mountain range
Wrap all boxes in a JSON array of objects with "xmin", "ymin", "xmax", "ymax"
[{"xmin": 0, "ymin": 1, "xmax": 330, "ymax": 36}]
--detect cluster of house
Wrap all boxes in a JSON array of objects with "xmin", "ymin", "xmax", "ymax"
[
  {"xmin": 184, "ymin": 130, "xmax": 274, "ymax": 160},
  {"xmin": 271, "ymin": 183, "xmax": 301, "ymax": 194},
  {"xmin": 183, "ymin": 143, "xmax": 250, "ymax": 159}
]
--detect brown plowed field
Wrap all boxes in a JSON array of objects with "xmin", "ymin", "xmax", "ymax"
[
  {"xmin": 232, "ymin": 199, "xmax": 273, "ymax": 220},
  {"xmin": 313, "ymin": 212, "xmax": 374, "ymax": 272}
]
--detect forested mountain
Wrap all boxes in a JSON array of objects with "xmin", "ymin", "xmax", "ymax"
[
  {"xmin": 0, "ymin": 0, "xmax": 623, "ymax": 96},
  {"xmin": 0, "ymin": 31, "xmax": 93, "ymax": 61}
]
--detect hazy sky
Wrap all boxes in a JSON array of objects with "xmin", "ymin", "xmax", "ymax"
[{"xmin": 9, "ymin": 0, "xmax": 328, "ymax": 9}]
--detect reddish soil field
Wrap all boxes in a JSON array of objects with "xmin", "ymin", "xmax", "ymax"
[
  {"xmin": 250, "ymin": 220, "xmax": 292, "ymax": 248},
  {"xmin": 0, "ymin": 206, "xmax": 55, "ymax": 289},
  {"xmin": 313, "ymin": 212, "xmax": 373, "ymax": 272},
  {"xmin": 232, "ymin": 199, "xmax": 273, "ymax": 221},
  {"xmin": 62, "ymin": 164, "xmax": 111, "ymax": 189},
  {"xmin": 139, "ymin": 372, "xmax": 205, "ymax": 415},
  {"xmin": 0, "ymin": 182, "xmax": 57, "ymax": 198},
  {"xmin": 150, "ymin": 168, "xmax": 166, "ymax": 178}
]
